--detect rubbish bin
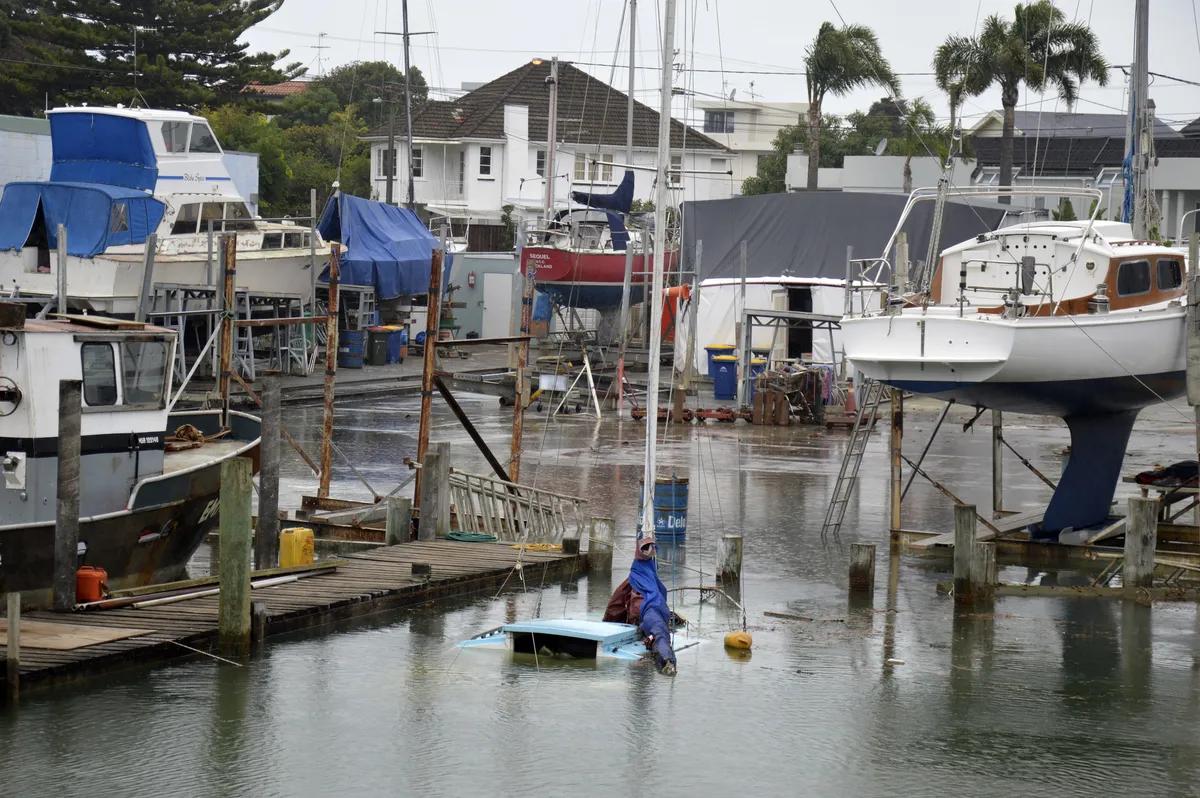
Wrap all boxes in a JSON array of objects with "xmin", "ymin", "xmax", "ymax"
[
  {"xmin": 337, "ymin": 330, "xmax": 365, "ymax": 369},
  {"xmin": 749, "ymin": 358, "xmax": 768, "ymax": 398},
  {"xmin": 705, "ymin": 344, "xmax": 736, "ymax": 376},
  {"xmin": 712, "ymin": 355, "xmax": 738, "ymax": 401},
  {"xmin": 367, "ymin": 327, "xmax": 390, "ymax": 366}
]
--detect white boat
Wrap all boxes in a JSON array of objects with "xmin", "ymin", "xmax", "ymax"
[
  {"xmin": 840, "ymin": 186, "xmax": 1187, "ymax": 536},
  {"xmin": 0, "ymin": 107, "xmax": 324, "ymax": 316}
]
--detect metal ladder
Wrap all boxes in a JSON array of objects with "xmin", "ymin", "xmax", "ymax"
[{"xmin": 820, "ymin": 377, "xmax": 887, "ymax": 539}]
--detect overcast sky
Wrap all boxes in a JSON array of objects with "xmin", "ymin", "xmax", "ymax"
[{"xmin": 243, "ymin": 0, "xmax": 1200, "ymax": 133}]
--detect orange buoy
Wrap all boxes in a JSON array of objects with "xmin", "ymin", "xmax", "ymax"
[
  {"xmin": 724, "ymin": 631, "xmax": 753, "ymax": 650},
  {"xmin": 76, "ymin": 566, "xmax": 108, "ymax": 603}
]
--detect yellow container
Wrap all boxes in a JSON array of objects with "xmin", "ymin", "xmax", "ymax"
[{"xmin": 280, "ymin": 527, "xmax": 315, "ymax": 567}]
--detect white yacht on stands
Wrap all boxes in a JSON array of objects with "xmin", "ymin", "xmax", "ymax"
[
  {"xmin": 0, "ymin": 107, "xmax": 323, "ymax": 316},
  {"xmin": 840, "ymin": 187, "xmax": 1187, "ymax": 539}
]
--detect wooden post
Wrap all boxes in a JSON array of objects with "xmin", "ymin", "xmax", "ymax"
[
  {"xmin": 218, "ymin": 234, "xmax": 236, "ymax": 427},
  {"xmin": 256, "ymin": 376, "xmax": 281, "ymax": 570},
  {"xmin": 717, "ymin": 534, "xmax": 743, "ymax": 582},
  {"xmin": 318, "ymin": 246, "xmax": 340, "ymax": 498},
  {"xmin": 889, "ymin": 387, "xmax": 903, "ymax": 534},
  {"xmin": 774, "ymin": 391, "xmax": 789, "ymax": 425},
  {"xmin": 953, "ymin": 503, "xmax": 976, "ymax": 605},
  {"xmin": 972, "ymin": 542, "xmax": 996, "ymax": 603},
  {"xmin": 415, "ymin": 248, "xmax": 444, "ymax": 502},
  {"xmin": 53, "ymin": 379, "xmax": 82, "ymax": 612},
  {"xmin": 1187, "ymin": 233, "xmax": 1200, "ymax": 526},
  {"xmin": 385, "ymin": 497, "xmax": 412, "ymax": 546},
  {"xmin": 56, "ymin": 224, "xmax": 67, "ymax": 314},
  {"xmin": 218, "ymin": 457, "xmax": 253, "ymax": 658},
  {"xmin": 510, "ymin": 242, "xmax": 531, "ymax": 482},
  {"xmin": 848, "ymin": 543, "xmax": 876, "ymax": 594},
  {"xmin": 1125, "ymin": 496, "xmax": 1158, "ymax": 594},
  {"xmin": 250, "ymin": 600, "xmax": 268, "ymax": 648},
  {"xmin": 991, "ymin": 409, "xmax": 1003, "ymax": 516},
  {"xmin": 5, "ymin": 592, "xmax": 18, "ymax": 703},
  {"xmin": 588, "ymin": 517, "xmax": 615, "ymax": 573},
  {"xmin": 417, "ymin": 441, "xmax": 450, "ymax": 540}
]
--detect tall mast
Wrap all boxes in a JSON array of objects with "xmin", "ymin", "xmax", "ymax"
[
  {"xmin": 401, "ymin": 0, "xmax": 416, "ymax": 210},
  {"xmin": 1131, "ymin": 0, "xmax": 1150, "ymax": 239},
  {"xmin": 616, "ymin": 0, "xmax": 637, "ymax": 407},
  {"xmin": 544, "ymin": 57, "xmax": 560, "ymax": 219},
  {"xmin": 641, "ymin": 0, "xmax": 675, "ymax": 536}
]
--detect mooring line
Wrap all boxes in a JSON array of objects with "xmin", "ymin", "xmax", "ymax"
[{"xmin": 167, "ymin": 640, "xmax": 244, "ymax": 667}]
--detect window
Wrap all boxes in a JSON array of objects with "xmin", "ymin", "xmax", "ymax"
[
  {"xmin": 161, "ymin": 121, "xmax": 190, "ymax": 153},
  {"xmin": 200, "ymin": 203, "xmax": 224, "ymax": 232},
  {"xmin": 1157, "ymin": 258, "xmax": 1183, "ymax": 291},
  {"xmin": 171, "ymin": 203, "xmax": 199, "ymax": 235},
  {"xmin": 669, "ymin": 155, "xmax": 683, "ymax": 185},
  {"xmin": 188, "ymin": 123, "xmax": 221, "ymax": 153},
  {"xmin": 226, "ymin": 202, "xmax": 256, "ymax": 232},
  {"xmin": 600, "ymin": 153, "xmax": 614, "ymax": 182},
  {"xmin": 703, "ymin": 110, "xmax": 735, "ymax": 134},
  {"xmin": 412, "ymin": 147, "xmax": 423, "ymax": 179},
  {"xmin": 574, "ymin": 152, "xmax": 587, "ymax": 181},
  {"xmin": 1116, "ymin": 259, "xmax": 1151, "ymax": 296},
  {"xmin": 378, "ymin": 148, "xmax": 397, "ymax": 178},
  {"xmin": 284, "ymin": 232, "xmax": 302, "ymax": 248},
  {"xmin": 710, "ymin": 157, "xmax": 729, "ymax": 174},
  {"xmin": 536, "ymin": 150, "xmax": 546, "ymax": 177},
  {"xmin": 109, "ymin": 203, "xmax": 129, "ymax": 235},
  {"xmin": 263, "ymin": 232, "xmax": 283, "ymax": 249},
  {"xmin": 121, "ymin": 340, "xmax": 169, "ymax": 406},
  {"xmin": 81, "ymin": 343, "xmax": 117, "ymax": 407},
  {"xmin": 479, "ymin": 146, "xmax": 492, "ymax": 176}
]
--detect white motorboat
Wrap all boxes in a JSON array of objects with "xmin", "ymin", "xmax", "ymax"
[{"xmin": 0, "ymin": 107, "xmax": 324, "ymax": 315}]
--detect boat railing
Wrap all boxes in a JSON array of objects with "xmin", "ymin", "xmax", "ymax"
[{"xmin": 446, "ymin": 468, "xmax": 588, "ymax": 544}]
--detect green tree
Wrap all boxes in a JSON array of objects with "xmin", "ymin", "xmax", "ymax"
[
  {"xmin": 932, "ymin": 1, "xmax": 1108, "ymax": 203},
  {"xmin": 275, "ymin": 86, "xmax": 343, "ymax": 129},
  {"xmin": 1052, "ymin": 197, "xmax": 1078, "ymax": 221},
  {"xmin": 317, "ymin": 61, "xmax": 429, "ymax": 125},
  {"xmin": 802, "ymin": 21, "xmax": 898, "ymax": 191},
  {"xmin": 742, "ymin": 115, "xmax": 852, "ymax": 195},
  {"xmin": 894, "ymin": 99, "xmax": 938, "ymax": 194}
]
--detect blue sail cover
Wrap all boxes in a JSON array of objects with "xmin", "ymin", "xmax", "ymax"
[
  {"xmin": 0, "ymin": 182, "xmax": 166, "ymax": 257},
  {"xmin": 48, "ymin": 113, "xmax": 159, "ymax": 192},
  {"xmin": 318, "ymin": 194, "xmax": 450, "ymax": 299},
  {"xmin": 571, "ymin": 170, "xmax": 634, "ymax": 213}
]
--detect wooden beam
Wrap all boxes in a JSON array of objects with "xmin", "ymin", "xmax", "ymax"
[{"xmin": 434, "ymin": 374, "xmax": 512, "ymax": 484}]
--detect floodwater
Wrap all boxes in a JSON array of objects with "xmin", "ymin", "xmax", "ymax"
[{"xmin": 4, "ymin": 384, "xmax": 1200, "ymax": 797}]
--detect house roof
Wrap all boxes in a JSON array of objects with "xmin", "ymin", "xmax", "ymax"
[
  {"xmin": 1183, "ymin": 116, "xmax": 1200, "ymax": 138},
  {"xmin": 364, "ymin": 60, "xmax": 726, "ymax": 152},
  {"xmin": 970, "ymin": 110, "xmax": 1179, "ymax": 139},
  {"xmin": 971, "ymin": 135, "xmax": 1200, "ymax": 175},
  {"xmin": 244, "ymin": 80, "xmax": 311, "ymax": 98}
]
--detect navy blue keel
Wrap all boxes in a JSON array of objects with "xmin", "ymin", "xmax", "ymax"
[{"xmin": 1036, "ymin": 410, "xmax": 1139, "ymax": 540}]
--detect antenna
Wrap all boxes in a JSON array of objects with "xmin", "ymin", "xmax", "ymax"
[
  {"xmin": 874, "ymin": 138, "xmax": 888, "ymax": 156},
  {"xmin": 310, "ymin": 32, "xmax": 329, "ymax": 78},
  {"xmin": 748, "ymin": 80, "xmax": 758, "ymax": 100},
  {"xmin": 729, "ymin": 88, "xmax": 736, "ymax": 101}
]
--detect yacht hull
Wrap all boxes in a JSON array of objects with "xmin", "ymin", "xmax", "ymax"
[{"xmin": 521, "ymin": 247, "xmax": 675, "ymax": 309}]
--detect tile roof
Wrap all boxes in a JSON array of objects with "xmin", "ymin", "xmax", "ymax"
[
  {"xmin": 971, "ymin": 135, "xmax": 1200, "ymax": 175},
  {"xmin": 364, "ymin": 60, "xmax": 726, "ymax": 152},
  {"xmin": 975, "ymin": 110, "xmax": 1179, "ymax": 139},
  {"xmin": 244, "ymin": 81, "xmax": 311, "ymax": 97}
]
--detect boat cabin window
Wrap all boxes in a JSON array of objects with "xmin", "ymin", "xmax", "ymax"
[
  {"xmin": 284, "ymin": 232, "xmax": 302, "ymax": 249},
  {"xmin": 189, "ymin": 123, "xmax": 221, "ymax": 154},
  {"xmin": 109, "ymin": 203, "xmax": 128, "ymax": 235},
  {"xmin": 161, "ymin": 121, "xmax": 190, "ymax": 153},
  {"xmin": 226, "ymin": 202, "xmax": 257, "ymax": 232},
  {"xmin": 1157, "ymin": 258, "xmax": 1183, "ymax": 291},
  {"xmin": 263, "ymin": 232, "xmax": 283, "ymax": 249},
  {"xmin": 200, "ymin": 203, "xmax": 224, "ymax": 231},
  {"xmin": 121, "ymin": 341, "xmax": 169, "ymax": 407},
  {"xmin": 1116, "ymin": 259, "xmax": 1151, "ymax": 296},
  {"xmin": 172, "ymin": 203, "xmax": 199, "ymax": 235},
  {"xmin": 81, "ymin": 343, "xmax": 118, "ymax": 407}
]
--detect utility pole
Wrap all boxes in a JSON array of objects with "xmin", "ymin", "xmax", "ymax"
[
  {"xmin": 1131, "ymin": 0, "xmax": 1151, "ymax": 239},
  {"xmin": 616, "ymin": 0, "xmax": 637, "ymax": 410},
  {"xmin": 376, "ymin": 22, "xmax": 435, "ymax": 210}
]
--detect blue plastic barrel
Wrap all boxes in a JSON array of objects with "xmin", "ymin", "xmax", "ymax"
[
  {"xmin": 337, "ymin": 330, "xmax": 364, "ymax": 369},
  {"xmin": 749, "ymin": 358, "xmax": 768, "ymax": 398},
  {"xmin": 704, "ymin": 344, "xmax": 736, "ymax": 376},
  {"xmin": 415, "ymin": 330, "xmax": 426, "ymax": 346},
  {"xmin": 712, "ymin": 355, "xmax": 738, "ymax": 401},
  {"xmin": 637, "ymin": 476, "xmax": 690, "ymax": 540}
]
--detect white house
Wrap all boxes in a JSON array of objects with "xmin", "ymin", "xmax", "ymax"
[
  {"xmin": 362, "ymin": 60, "xmax": 733, "ymax": 244},
  {"xmin": 693, "ymin": 97, "xmax": 807, "ymax": 191}
]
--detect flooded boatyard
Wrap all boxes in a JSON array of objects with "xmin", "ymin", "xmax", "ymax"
[{"xmin": 4, "ymin": 390, "xmax": 1200, "ymax": 797}]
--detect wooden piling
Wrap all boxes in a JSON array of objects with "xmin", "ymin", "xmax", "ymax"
[
  {"xmin": 55, "ymin": 224, "xmax": 67, "ymax": 314},
  {"xmin": 889, "ymin": 388, "xmax": 903, "ymax": 533},
  {"xmin": 848, "ymin": 543, "xmax": 876, "ymax": 593},
  {"xmin": 773, "ymin": 391, "xmax": 789, "ymax": 425},
  {"xmin": 256, "ymin": 376, "xmax": 281, "ymax": 570},
  {"xmin": 417, "ymin": 441, "xmax": 450, "ymax": 541},
  {"xmin": 218, "ymin": 234, "xmax": 236, "ymax": 426},
  {"xmin": 250, "ymin": 600, "xmax": 268, "ymax": 647},
  {"xmin": 218, "ymin": 457, "xmax": 254, "ymax": 658},
  {"xmin": 318, "ymin": 246, "xmax": 340, "ymax": 499},
  {"xmin": 385, "ymin": 497, "xmax": 413, "ymax": 546},
  {"xmin": 588, "ymin": 517, "xmax": 615, "ymax": 573},
  {"xmin": 717, "ymin": 534, "xmax": 743, "ymax": 582},
  {"xmin": 972, "ymin": 542, "xmax": 996, "ymax": 603},
  {"xmin": 509, "ymin": 245, "xmax": 530, "ymax": 482},
  {"xmin": 53, "ymin": 379, "xmax": 82, "ymax": 612},
  {"xmin": 415, "ymin": 248, "xmax": 444, "ymax": 503},
  {"xmin": 5, "ymin": 592, "xmax": 18, "ymax": 703},
  {"xmin": 1125, "ymin": 496, "xmax": 1159, "ymax": 594},
  {"xmin": 991, "ymin": 410, "xmax": 1004, "ymax": 516},
  {"xmin": 953, "ymin": 503, "xmax": 976, "ymax": 605}
]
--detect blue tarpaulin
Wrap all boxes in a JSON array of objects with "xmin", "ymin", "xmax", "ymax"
[
  {"xmin": 570, "ymin": 170, "xmax": 634, "ymax": 214},
  {"xmin": 0, "ymin": 182, "xmax": 166, "ymax": 257},
  {"xmin": 317, "ymin": 194, "xmax": 449, "ymax": 300},
  {"xmin": 49, "ymin": 113, "xmax": 159, "ymax": 192}
]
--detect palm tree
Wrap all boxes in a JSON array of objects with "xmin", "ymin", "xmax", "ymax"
[
  {"xmin": 933, "ymin": 1, "xmax": 1108, "ymax": 203},
  {"xmin": 803, "ymin": 22, "xmax": 898, "ymax": 191},
  {"xmin": 894, "ymin": 98, "xmax": 938, "ymax": 194}
]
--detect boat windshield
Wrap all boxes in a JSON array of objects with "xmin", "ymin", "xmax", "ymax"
[{"xmin": 120, "ymin": 340, "xmax": 169, "ymax": 407}]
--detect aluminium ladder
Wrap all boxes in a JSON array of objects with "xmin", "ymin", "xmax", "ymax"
[{"xmin": 820, "ymin": 377, "xmax": 887, "ymax": 539}]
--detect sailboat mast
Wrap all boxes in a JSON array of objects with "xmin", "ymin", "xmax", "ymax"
[
  {"xmin": 641, "ymin": 0, "xmax": 675, "ymax": 535},
  {"xmin": 615, "ymin": 0, "xmax": 637, "ymax": 406},
  {"xmin": 401, "ymin": 0, "xmax": 416, "ymax": 210},
  {"xmin": 545, "ymin": 57, "xmax": 560, "ymax": 219},
  {"xmin": 1131, "ymin": 0, "xmax": 1150, "ymax": 239}
]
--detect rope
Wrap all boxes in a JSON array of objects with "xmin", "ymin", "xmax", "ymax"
[
  {"xmin": 446, "ymin": 530, "xmax": 497, "ymax": 542},
  {"xmin": 509, "ymin": 543, "xmax": 561, "ymax": 552}
]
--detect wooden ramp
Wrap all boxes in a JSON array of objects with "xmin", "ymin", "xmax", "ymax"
[
  {"xmin": 2, "ymin": 541, "xmax": 584, "ymax": 694},
  {"xmin": 907, "ymin": 509, "xmax": 1044, "ymax": 551}
]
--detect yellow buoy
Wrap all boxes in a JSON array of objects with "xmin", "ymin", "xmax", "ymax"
[{"xmin": 724, "ymin": 631, "xmax": 753, "ymax": 650}]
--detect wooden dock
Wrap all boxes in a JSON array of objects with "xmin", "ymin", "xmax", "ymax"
[{"xmin": 1, "ymin": 541, "xmax": 585, "ymax": 696}]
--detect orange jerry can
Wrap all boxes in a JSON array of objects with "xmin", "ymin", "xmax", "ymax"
[{"xmin": 76, "ymin": 566, "xmax": 109, "ymax": 602}]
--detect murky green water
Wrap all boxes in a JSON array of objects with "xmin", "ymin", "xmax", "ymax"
[{"xmin": 3, "ymin": 392, "xmax": 1200, "ymax": 797}]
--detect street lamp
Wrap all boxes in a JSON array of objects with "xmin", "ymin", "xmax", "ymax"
[{"xmin": 373, "ymin": 96, "xmax": 398, "ymax": 206}]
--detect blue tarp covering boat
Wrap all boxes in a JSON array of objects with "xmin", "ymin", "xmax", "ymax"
[
  {"xmin": 317, "ymin": 194, "xmax": 450, "ymax": 300},
  {"xmin": 0, "ymin": 182, "xmax": 166, "ymax": 257},
  {"xmin": 49, "ymin": 112, "xmax": 159, "ymax": 192}
]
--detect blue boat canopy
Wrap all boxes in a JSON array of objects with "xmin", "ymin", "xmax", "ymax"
[
  {"xmin": 318, "ymin": 194, "xmax": 450, "ymax": 299},
  {"xmin": 571, "ymin": 170, "xmax": 634, "ymax": 214},
  {"xmin": 0, "ymin": 182, "xmax": 166, "ymax": 257},
  {"xmin": 49, "ymin": 113, "xmax": 159, "ymax": 192}
]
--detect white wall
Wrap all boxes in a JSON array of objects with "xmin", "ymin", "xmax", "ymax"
[{"xmin": 0, "ymin": 130, "xmax": 53, "ymax": 187}]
